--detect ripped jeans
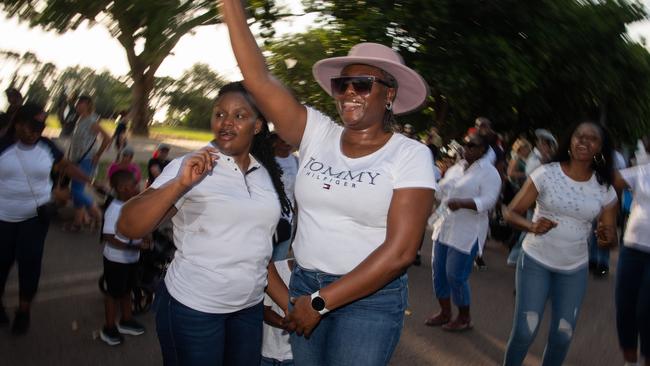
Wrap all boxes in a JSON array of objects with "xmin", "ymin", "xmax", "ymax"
[{"xmin": 503, "ymin": 252, "xmax": 588, "ymax": 366}]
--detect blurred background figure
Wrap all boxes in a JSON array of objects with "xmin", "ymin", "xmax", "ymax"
[
  {"xmin": 107, "ymin": 147, "xmax": 141, "ymax": 185},
  {"xmin": 66, "ymin": 95, "xmax": 111, "ymax": 232},
  {"xmin": 57, "ymin": 92, "xmax": 79, "ymax": 138},
  {"xmin": 269, "ymin": 132, "xmax": 298, "ymax": 262},
  {"xmin": 112, "ymin": 110, "xmax": 129, "ymax": 161},
  {"xmin": 146, "ymin": 143, "xmax": 171, "ymax": 188},
  {"xmin": 1, "ymin": 88, "xmax": 23, "ymax": 138}
]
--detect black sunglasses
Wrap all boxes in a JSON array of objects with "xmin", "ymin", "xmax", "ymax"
[
  {"xmin": 330, "ymin": 76, "xmax": 393, "ymax": 96},
  {"xmin": 464, "ymin": 142, "xmax": 480, "ymax": 149}
]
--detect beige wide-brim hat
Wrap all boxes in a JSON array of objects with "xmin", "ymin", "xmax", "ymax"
[{"xmin": 312, "ymin": 43, "xmax": 429, "ymax": 115}]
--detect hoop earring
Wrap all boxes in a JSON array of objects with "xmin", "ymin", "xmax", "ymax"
[
  {"xmin": 385, "ymin": 101, "xmax": 393, "ymax": 111},
  {"xmin": 593, "ymin": 153, "xmax": 605, "ymax": 165},
  {"xmin": 567, "ymin": 149, "xmax": 572, "ymax": 158}
]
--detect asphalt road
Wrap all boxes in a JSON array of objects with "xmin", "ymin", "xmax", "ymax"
[
  {"xmin": 0, "ymin": 220, "xmax": 622, "ymax": 366},
  {"xmin": 3, "ymin": 130, "xmax": 623, "ymax": 365}
]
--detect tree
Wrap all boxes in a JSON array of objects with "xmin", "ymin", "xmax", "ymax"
[
  {"xmin": 1, "ymin": 0, "xmax": 221, "ymax": 135},
  {"xmin": 165, "ymin": 63, "xmax": 227, "ymax": 129},
  {"xmin": 295, "ymin": 0, "xmax": 650, "ymax": 143}
]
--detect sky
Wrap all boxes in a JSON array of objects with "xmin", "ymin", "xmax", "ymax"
[
  {"xmin": 0, "ymin": 0, "xmax": 317, "ymax": 82},
  {"xmin": 1, "ymin": 0, "xmax": 650, "ymax": 114}
]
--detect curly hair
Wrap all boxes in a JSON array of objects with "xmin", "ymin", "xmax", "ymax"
[
  {"xmin": 216, "ymin": 82, "xmax": 293, "ymax": 216},
  {"xmin": 551, "ymin": 121, "xmax": 615, "ymax": 187}
]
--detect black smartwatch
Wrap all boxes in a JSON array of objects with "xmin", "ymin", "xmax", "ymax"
[{"xmin": 310, "ymin": 291, "xmax": 330, "ymax": 315}]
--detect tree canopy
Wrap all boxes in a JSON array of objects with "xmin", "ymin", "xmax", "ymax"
[{"xmin": 269, "ymin": 0, "xmax": 650, "ymax": 143}]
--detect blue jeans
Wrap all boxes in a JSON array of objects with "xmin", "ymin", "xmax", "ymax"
[
  {"xmin": 260, "ymin": 356, "xmax": 294, "ymax": 365},
  {"xmin": 588, "ymin": 220, "xmax": 610, "ymax": 268},
  {"xmin": 503, "ymin": 253, "xmax": 588, "ymax": 366},
  {"xmin": 432, "ymin": 241, "xmax": 478, "ymax": 306},
  {"xmin": 155, "ymin": 284, "xmax": 263, "ymax": 366},
  {"xmin": 271, "ymin": 239, "xmax": 291, "ymax": 262},
  {"xmin": 288, "ymin": 265, "xmax": 407, "ymax": 366},
  {"xmin": 71, "ymin": 157, "xmax": 94, "ymax": 208},
  {"xmin": 616, "ymin": 246, "xmax": 650, "ymax": 357}
]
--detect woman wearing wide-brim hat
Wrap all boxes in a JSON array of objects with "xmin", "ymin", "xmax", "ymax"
[{"xmin": 220, "ymin": 2, "xmax": 437, "ymax": 365}]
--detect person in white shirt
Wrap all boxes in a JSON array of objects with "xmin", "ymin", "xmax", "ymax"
[
  {"xmin": 99, "ymin": 170, "xmax": 147, "ymax": 346},
  {"xmin": 118, "ymin": 82, "xmax": 292, "ymax": 366},
  {"xmin": 0, "ymin": 103, "xmax": 92, "ymax": 335},
  {"xmin": 269, "ymin": 132, "xmax": 299, "ymax": 261},
  {"xmin": 425, "ymin": 133, "xmax": 501, "ymax": 331},
  {"xmin": 503, "ymin": 121, "xmax": 618, "ymax": 366},
  {"xmin": 261, "ymin": 259, "xmax": 295, "ymax": 366},
  {"xmin": 220, "ymin": 2, "xmax": 436, "ymax": 364},
  {"xmin": 613, "ymin": 147, "xmax": 650, "ymax": 366}
]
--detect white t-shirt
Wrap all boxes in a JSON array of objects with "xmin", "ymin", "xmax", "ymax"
[
  {"xmin": 275, "ymin": 154, "xmax": 299, "ymax": 220},
  {"xmin": 152, "ymin": 149, "xmax": 281, "ymax": 313},
  {"xmin": 292, "ymin": 107, "xmax": 437, "ymax": 275},
  {"xmin": 102, "ymin": 199, "xmax": 141, "ymax": 264},
  {"xmin": 620, "ymin": 163, "xmax": 650, "ymax": 253},
  {"xmin": 262, "ymin": 259, "xmax": 293, "ymax": 362},
  {"xmin": 522, "ymin": 163, "xmax": 617, "ymax": 271},
  {"xmin": 0, "ymin": 137, "xmax": 63, "ymax": 222}
]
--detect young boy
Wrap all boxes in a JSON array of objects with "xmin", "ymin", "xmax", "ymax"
[
  {"xmin": 100, "ymin": 169, "xmax": 148, "ymax": 346},
  {"xmin": 261, "ymin": 259, "xmax": 294, "ymax": 365}
]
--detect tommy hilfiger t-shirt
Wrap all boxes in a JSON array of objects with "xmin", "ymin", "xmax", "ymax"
[{"xmin": 292, "ymin": 107, "xmax": 437, "ymax": 275}]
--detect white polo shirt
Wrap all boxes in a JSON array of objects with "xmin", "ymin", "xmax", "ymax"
[
  {"xmin": 292, "ymin": 107, "xmax": 437, "ymax": 275},
  {"xmin": 432, "ymin": 157, "xmax": 501, "ymax": 254},
  {"xmin": 620, "ymin": 163, "xmax": 650, "ymax": 253},
  {"xmin": 152, "ymin": 148, "xmax": 281, "ymax": 313}
]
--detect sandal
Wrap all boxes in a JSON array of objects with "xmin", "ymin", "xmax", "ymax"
[
  {"xmin": 442, "ymin": 318, "xmax": 473, "ymax": 332},
  {"xmin": 424, "ymin": 313, "xmax": 451, "ymax": 327},
  {"xmin": 62, "ymin": 223, "xmax": 82, "ymax": 233}
]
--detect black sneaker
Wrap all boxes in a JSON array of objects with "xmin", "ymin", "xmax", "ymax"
[
  {"xmin": 413, "ymin": 254, "xmax": 422, "ymax": 266},
  {"xmin": 475, "ymin": 257, "xmax": 488, "ymax": 271},
  {"xmin": 100, "ymin": 326, "xmax": 124, "ymax": 346},
  {"xmin": 117, "ymin": 319, "xmax": 145, "ymax": 336},
  {"xmin": 11, "ymin": 310, "xmax": 29, "ymax": 335},
  {"xmin": 0, "ymin": 306, "xmax": 9, "ymax": 326}
]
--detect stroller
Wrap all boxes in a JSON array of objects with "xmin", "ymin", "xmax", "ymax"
[{"xmin": 97, "ymin": 190, "xmax": 176, "ymax": 314}]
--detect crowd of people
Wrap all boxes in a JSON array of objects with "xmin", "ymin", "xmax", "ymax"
[{"xmin": 0, "ymin": 2, "xmax": 648, "ymax": 365}]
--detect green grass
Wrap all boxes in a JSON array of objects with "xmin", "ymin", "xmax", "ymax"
[
  {"xmin": 149, "ymin": 125, "xmax": 213, "ymax": 142},
  {"xmin": 46, "ymin": 114, "xmax": 213, "ymax": 142}
]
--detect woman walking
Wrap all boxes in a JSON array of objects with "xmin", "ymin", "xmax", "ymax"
[
  {"xmin": 613, "ymin": 138, "xmax": 650, "ymax": 366},
  {"xmin": 502, "ymin": 121, "xmax": 618, "ymax": 366},
  {"xmin": 425, "ymin": 132, "xmax": 501, "ymax": 330},
  {"xmin": 119, "ymin": 82, "xmax": 292, "ymax": 365},
  {"xmin": 220, "ymin": 2, "xmax": 436, "ymax": 365}
]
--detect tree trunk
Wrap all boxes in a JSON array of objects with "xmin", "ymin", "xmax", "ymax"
[{"xmin": 130, "ymin": 73, "xmax": 153, "ymax": 136}]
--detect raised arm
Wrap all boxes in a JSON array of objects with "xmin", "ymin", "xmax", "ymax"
[
  {"xmin": 286, "ymin": 188, "xmax": 434, "ymax": 336},
  {"xmin": 219, "ymin": 0, "xmax": 307, "ymax": 146}
]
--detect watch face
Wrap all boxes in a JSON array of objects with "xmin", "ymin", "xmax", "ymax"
[{"xmin": 311, "ymin": 296, "xmax": 326, "ymax": 311}]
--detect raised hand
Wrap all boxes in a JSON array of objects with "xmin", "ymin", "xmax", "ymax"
[
  {"xmin": 529, "ymin": 217, "xmax": 557, "ymax": 235},
  {"xmin": 177, "ymin": 147, "xmax": 219, "ymax": 188}
]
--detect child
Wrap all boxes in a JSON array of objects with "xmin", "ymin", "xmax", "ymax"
[
  {"xmin": 261, "ymin": 259, "xmax": 294, "ymax": 365},
  {"xmin": 100, "ymin": 169, "xmax": 148, "ymax": 346}
]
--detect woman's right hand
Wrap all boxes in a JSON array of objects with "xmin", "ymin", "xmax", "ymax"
[
  {"xmin": 529, "ymin": 217, "xmax": 557, "ymax": 235},
  {"xmin": 177, "ymin": 147, "xmax": 219, "ymax": 188}
]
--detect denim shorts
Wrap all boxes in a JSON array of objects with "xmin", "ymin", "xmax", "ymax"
[{"xmin": 288, "ymin": 264, "xmax": 408, "ymax": 366}]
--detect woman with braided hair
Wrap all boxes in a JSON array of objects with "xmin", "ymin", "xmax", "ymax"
[{"xmin": 118, "ymin": 81, "xmax": 291, "ymax": 365}]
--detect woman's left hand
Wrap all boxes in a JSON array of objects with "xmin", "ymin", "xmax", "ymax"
[
  {"xmin": 596, "ymin": 222, "xmax": 616, "ymax": 248},
  {"xmin": 285, "ymin": 295, "xmax": 321, "ymax": 337}
]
